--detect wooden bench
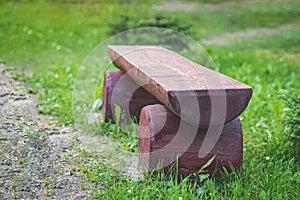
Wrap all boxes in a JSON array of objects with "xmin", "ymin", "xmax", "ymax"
[{"xmin": 102, "ymin": 45, "xmax": 252, "ymax": 177}]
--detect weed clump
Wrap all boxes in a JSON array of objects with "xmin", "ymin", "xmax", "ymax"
[
  {"xmin": 282, "ymin": 89, "xmax": 300, "ymax": 158},
  {"xmin": 106, "ymin": 14, "xmax": 194, "ymax": 51}
]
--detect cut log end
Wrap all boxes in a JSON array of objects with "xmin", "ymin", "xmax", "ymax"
[
  {"xmin": 138, "ymin": 104, "xmax": 243, "ymax": 178},
  {"xmin": 168, "ymin": 88, "xmax": 253, "ymax": 127},
  {"xmin": 102, "ymin": 70, "xmax": 123, "ymax": 122},
  {"xmin": 102, "ymin": 71, "xmax": 161, "ymax": 123}
]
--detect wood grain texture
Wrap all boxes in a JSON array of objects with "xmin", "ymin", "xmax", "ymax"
[
  {"xmin": 102, "ymin": 71, "xmax": 161, "ymax": 122},
  {"xmin": 138, "ymin": 104, "xmax": 243, "ymax": 177},
  {"xmin": 108, "ymin": 45, "xmax": 252, "ymax": 127}
]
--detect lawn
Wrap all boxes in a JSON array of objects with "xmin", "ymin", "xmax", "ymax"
[{"xmin": 0, "ymin": 0, "xmax": 299, "ymax": 199}]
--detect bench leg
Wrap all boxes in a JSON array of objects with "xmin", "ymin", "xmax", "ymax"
[
  {"xmin": 138, "ymin": 104, "xmax": 243, "ymax": 178},
  {"xmin": 102, "ymin": 70, "xmax": 160, "ymax": 122}
]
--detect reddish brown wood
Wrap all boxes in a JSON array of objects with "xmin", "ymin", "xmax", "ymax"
[
  {"xmin": 138, "ymin": 104, "xmax": 243, "ymax": 177},
  {"xmin": 102, "ymin": 71, "xmax": 161, "ymax": 122},
  {"xmin": 108, "ymin": 45, "xmax": 252, "ymax": 127},
  {"xmin": 102, "ymin": 70, "xmax": 121, "ymax": 122}
]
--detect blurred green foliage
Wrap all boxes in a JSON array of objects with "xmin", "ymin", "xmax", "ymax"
[{"xmin": 107, "ymin": 14, "xmax": 194, "ymax": 50}]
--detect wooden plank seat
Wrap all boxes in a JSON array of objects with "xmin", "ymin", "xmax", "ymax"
[{"xmin": 108, "ymin": 45, "xmax": 252, "ymax": 127}]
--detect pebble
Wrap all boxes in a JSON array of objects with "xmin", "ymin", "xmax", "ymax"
[
  {"xmin": 0, "ymin": 92, "xmax": 10, "ymax": 97},
  {"xmin": 14, "ymin": 96, "xmax": 27, "ymax": 101},
  {"xmin": 47, "ymin": 129, "xmax": 60, "ymax": 135},
  {"xmin": 0, "ymin": 137, "xmax": 8, "ymax": 141}
]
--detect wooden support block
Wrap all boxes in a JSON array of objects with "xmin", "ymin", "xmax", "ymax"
[
  {"xmin": 138, "ymin": 104, "xmax": 243, "ymax": 177},
  {"xmin": 108, "ymin": 45, "xmax": 252, "ymax": 127},
  {"xmin": 102, "ymin": 70, "xmax": 160, "ymax": 122}
]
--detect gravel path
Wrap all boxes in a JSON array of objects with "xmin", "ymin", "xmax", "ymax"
[
  {"xmin": 152, "ymin": 0, "xmax": 297, "ymax": 12},
  {"xmin": 201, "ymin": 22, "xmax": 300, "ymax": 46},
  {"xmin": 0, "ymin": 63, "xmax": 92, "ymax": 199}
]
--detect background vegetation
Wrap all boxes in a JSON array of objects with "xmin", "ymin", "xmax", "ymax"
[{"xmin": 0, "ymin": 0, "xmax": 299, "ymax": 199}]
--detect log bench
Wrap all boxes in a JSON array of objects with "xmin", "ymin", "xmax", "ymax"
[{"xmin": 102, "ymin": 45, "xmax": 252, "ymax": 177}]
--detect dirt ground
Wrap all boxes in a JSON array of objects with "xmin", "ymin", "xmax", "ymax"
[
  {"xmin": 0, "ymin": 62, "xmax": 139, "ymax": 199},
  {"xmin": 201, "ymin": 23, "xmax": 300, "ymax": 46},
  {"xmin": 152, "ymin": 0, "xmax": 296, "ymax": 12},
  {"xmin": 0, "ymin": 63, "xmax": 93, "ymax": 199}
]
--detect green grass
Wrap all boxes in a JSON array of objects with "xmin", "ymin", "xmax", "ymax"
[
  {"xmin": 175, "ymin": 1, "xmax": 300, "ymax": 39},
  {"xmin": 1, "ymin": 0, "xmax": 300, "ymax": 199},
  {"xmin": 282, "ymin": 89, "xmax": 300, "ymax": 158}
]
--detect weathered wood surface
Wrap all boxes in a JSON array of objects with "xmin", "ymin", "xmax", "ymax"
[
  {"xmin": 108, "ymin": 45, "xmax": 252, "ymax": 127},
  {"xmin": 102, "ymin": 70, "xmax": 160, "ymax": 122},
  {"xmin": 138, "ymin": 104, "xmax": 243, "ymax": 177}
]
